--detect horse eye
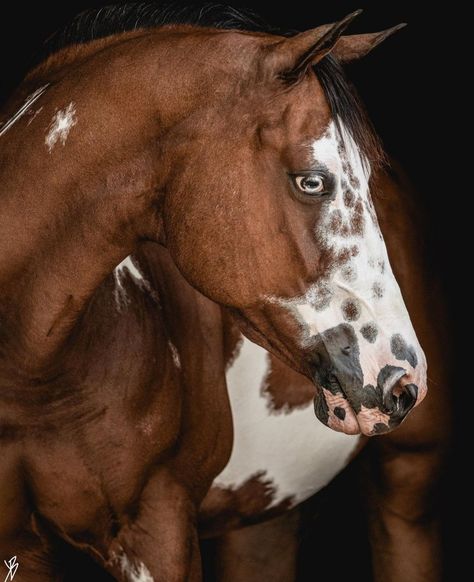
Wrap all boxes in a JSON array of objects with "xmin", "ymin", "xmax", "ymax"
[{"xmin": 294, "ymin": 174, "xmax": 325, "ymax": 195}]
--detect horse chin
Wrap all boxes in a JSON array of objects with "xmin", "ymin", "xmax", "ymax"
[{"xmin": 313, "ymin": 391, "xmax": 361, "ymax": 436}]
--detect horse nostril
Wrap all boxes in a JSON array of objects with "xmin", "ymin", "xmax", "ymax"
[
  {"xmin": 385, "ymin": 381, "xmax": 418, "ymax": 417},
  {"xmin": 405, "ymin": 383, "xmax": 418, "ymax": 402},
  {"xmin": 378, "ymin": 365, "xmax": 407, "ymax": 412},
  {"xmin": 341, "ymin": 346, "xmax": 351, "ymax": 356}
]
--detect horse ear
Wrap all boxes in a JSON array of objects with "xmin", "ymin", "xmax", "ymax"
[
  {"xmin": 332, "ymin": 24, "xmax": 407, "ymax": 63},
  {"xmin": 270, "ymin": 9, "xmax": 362, "ymax": 83}
]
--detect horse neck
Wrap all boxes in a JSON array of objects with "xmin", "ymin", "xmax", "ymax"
[{"xmin": 0, "ymin": 29, "xmax": 222, "ymax": 373}]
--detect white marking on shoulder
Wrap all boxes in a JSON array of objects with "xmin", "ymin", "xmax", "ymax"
[
  {"xmin": 0, "ymin": 84, "xmax": 49, "ymax": 136},
  {"xmin": 214, "ymin": 336, "xmax": 358, "ymax": 506},
  {"xmin": 45, "ymin": 102, "xmax": 77, "ymax": 152},
  {"xmin": 113, "ymin": 256, "xmax": 146, "ymax": 308},
  {"xmin": 116, "ymin": 552, "xmax": 154, "ymax": 582},
  {"xmin": 167, "ymin": 340, "xmax": 181, "ymax": 369}
]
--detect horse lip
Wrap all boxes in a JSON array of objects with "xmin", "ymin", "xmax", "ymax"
[{"xmin": 312, "ymin": 375, "xmax": 361, "ymax": 434}]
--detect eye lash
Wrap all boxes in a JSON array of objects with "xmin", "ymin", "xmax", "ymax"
[{"xmin": 288, "ymin": 168, "xmax": 331, "ymax": 179}]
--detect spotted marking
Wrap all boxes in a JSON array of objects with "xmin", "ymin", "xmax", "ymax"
[
  {"xmin": 358, "ymin": 404, "xmax": 391, "ymax": 435},
  {"xmin": 372, "ymin": 281, "xmax": 384, "ymax": 299},
  {"xmin": 321, "ymin": 387, "xmax": 359, "ymax": 434},
  {"xmin": 45, "ymin": 102, "xmax": 77, "ymax": 152},
  {"xmin": 360, "ymin": 322, "xmax": 378, "ymax": 343},
  {"xmin": 343, "ymin": 188, "xmax": 355, "ymax": 208},
  {"xmin": 263, "ymin": 120, "xmax": 427, "ymax": 435},
  {"xmin": 334, "ymin": 406, "xmax": 346, "ymax": 420},
  {"xmin": 390, "ymin": 333, "xmax": 418, "ymax": 368},
  {"xmin": 341, "ymin": 298, "xmax": 361, "ymax": 322},
  {"xmin": 368, "ymin": 257, "xmax": 386, "ymax": 274},
  {"xmin": 0, "ymin": 85, "xmax": 49, "ymax": 136},
  {"xmin": 341, "ymin": 265, "xmax": 357, "ymax": 282},
  {"xmin": 329, "ymin": 209, "xmax": 343, "ymax": 234}
]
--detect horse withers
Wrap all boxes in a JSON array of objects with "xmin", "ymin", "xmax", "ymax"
[{"xmin": 0, "ymin": 4, "xmax": 448, "ymax": 581}]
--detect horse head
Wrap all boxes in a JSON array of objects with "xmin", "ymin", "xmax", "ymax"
[{"xmin": 160, "ymin": 12, "xmax": 427, "ymax": 436}]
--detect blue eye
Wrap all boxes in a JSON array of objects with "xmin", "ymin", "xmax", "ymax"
[{"xmin": 294, "ymin": 174, "xmax": 325, "ymax": 195}]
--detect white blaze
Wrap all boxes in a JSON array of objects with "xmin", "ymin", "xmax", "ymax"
[
  {"xmin": 267, "ymin": 121, "xmax": 427, "ymax": 431},
  {"xmin": 45, "ymin": 102, "xmax": 77, "ymax": 152}
]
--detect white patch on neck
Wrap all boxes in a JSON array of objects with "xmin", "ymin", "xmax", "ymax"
[
  {"xmin": 214, "ymin": 336, "xmax": 358, "ymax": 506},
  {"xmin": 45, "ymin": 102, "xmax": 77, "ymax": 152},
  {"xmin": 0, "ymin": 84, "xmax": 49, "ymax": 136},
  {"xmin": 113, "ymin": 256, "xmax": 146, "ymax": 309},
  {"xmin": 115, "ymin": 552, "xmax": 154, "ymax": 582},
  {"xmin": 167, "ymin": 340, "xmax": 181, "ymax": 369}
]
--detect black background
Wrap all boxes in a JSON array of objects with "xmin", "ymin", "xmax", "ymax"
[{"xmin": 0, "ymin": 2, "xmax": 464, "ymax": 580}]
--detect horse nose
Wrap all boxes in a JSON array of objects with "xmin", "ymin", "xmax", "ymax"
[{"xmin": 378, "ymin": 365, "xmax": 418, "ymax": 421}]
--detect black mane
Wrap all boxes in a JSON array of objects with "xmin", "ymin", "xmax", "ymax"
[
  {"xmin": 41, "ymin": 1, "xmax": 383, "ymax": 165},
  {"xmin": 43, "ymin": 2, "xmax": 273, "ymax": 54}
]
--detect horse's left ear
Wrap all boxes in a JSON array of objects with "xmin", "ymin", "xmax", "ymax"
[
  {"xmin": 331, "ymin": 24, "xmax": 407, "ymax": 63},
  {"xmin": 270, "ymin": 9, "xmax": 362, "ymax": 83}
]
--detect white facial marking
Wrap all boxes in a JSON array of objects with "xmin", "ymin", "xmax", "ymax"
[
  {"xmin": 114, "ymin": 256, "xmax": 146, "ymax": 309},
  {"xmin": 265, "ymin": 120, "xmax": 427, "ymax": 434},
  {"xmin": 0, "ymin": 85, "xmax": 49, "ymax": 136},
  {"xmin": 115, "ymin": 552, "xmax": 154, "ymax": 582},
  {"xmin": 45, "ymin": 102, "xmax": 77, "ymax": 152},
  {"xmin": 167, "ymin": 340, "xmax": 181, "ymax": 369},
  {"xmin": 213, "ymin": 337, "xmax": 358, "ymax": 506}
]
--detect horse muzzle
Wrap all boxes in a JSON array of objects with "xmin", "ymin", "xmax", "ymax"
[
  {"xmin": 310, "ymin": 323, "xmax": 425, "ymax": 436},
  {"xmin": 313, "ymin": 371, "xmax": 420, "ymax": 436}
]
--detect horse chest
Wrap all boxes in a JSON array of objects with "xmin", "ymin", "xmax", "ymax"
[{"xmin": 212, "ymin": 337, "xmax": 360, "ymax": 507}]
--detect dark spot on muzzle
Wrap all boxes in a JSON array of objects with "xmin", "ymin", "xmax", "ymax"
[
  {"xmin": 360, "ymin": 322, "xmax": 378, "ymax": 343},
  {"xmin": 341, "ymin": 298, "xmax": 361, "ymax": 322},
  {"xmin": 334, "ymin": 406, "xmax": 346, "ymax": 420},
  {"xmin": 390, "ymin": 333, "xmax": 418, "ymax": 368}
]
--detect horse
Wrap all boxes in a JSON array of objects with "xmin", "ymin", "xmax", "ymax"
[{"xmin": 0, "ymin": 3, "xmax": 451, "ymax": 581}]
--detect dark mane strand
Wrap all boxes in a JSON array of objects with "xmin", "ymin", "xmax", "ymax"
[
  {"xmin": 42, "ymin": 2, "xmax": 273, "ymax": 57},
  {"xmin": 314, "ymin": 55, "xmax": 384, "ymax": 166},
  {"xmin": 41, "ymin": 1, "xmax": 383, "ymax": 166}
]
